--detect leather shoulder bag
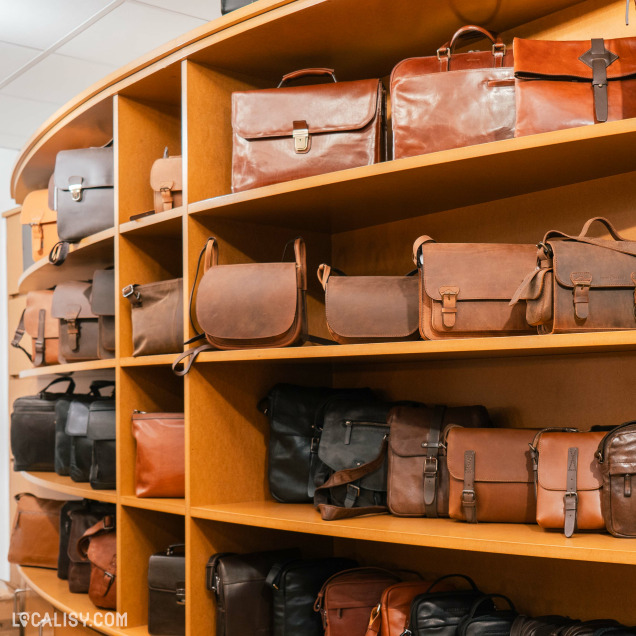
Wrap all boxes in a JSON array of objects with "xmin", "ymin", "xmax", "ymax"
[
  {"xmin": 314, "ymin": 567, "xmax": 402, "ymax": 636},
  {"xmin": 511, "ymin": 615, "xmax": 580, "ymax": 636},
  {"xmin": 132, "ymin": 412, "xmax": 185, "ymax": 498},
  {"xmin": 78, "ymin": 516, "xmax": 117, "ymax": 609},
  {"xmin": 596, "ymin": 421, "xmax": 636, "ymax": 537},
  {"xmin": 11, "ymin": 290, "xmax": 59, "ymax": 367},
  {"xmin": 513, "ymin": 36, "xmax": 636, "ymax": 137},
  {"xmin": 413, "ymin": 236, "xmax": 537, "ymax": 339},
  {"xmin": 391, "ymin": 25, "xmax": 514, "ymax": 160},
  {"xmin": 58, "ymin": 500, "xmax": 86, "ymax": 579},
  {"xmin": 446, "ymin": 427, "xmax": 538, "ymax": 523},
  {"xmin": 231, "ymin": 68, "xmax": 385, "ymax": 192},
  {"xmin": 87, "ymin": 400, "xmax": 116, "ymax": 490},
  {"xmin": 387, "ymin": 404, "xmax": 490, "ymax": 518},
  {"xmin": 456, "ymin": 594, "xmax": 518, "ymax": 636},
  {"xmin": 317, "ymin": 264, "xmax": 419, "ymax": 343},
  {"xmin": 150, "ymin": 149, "xmax": 182, "ymax": 213},
  {"xmin": 148, "ymin": 544, "xmax": 186, "ymax": 636},
  {"xmin": 20, "ymin": 188, "xmax": 57, "ymax": 262},
  {"xmin": 91, "ymin": 269, "xmax": 115, "ymax": 360}
]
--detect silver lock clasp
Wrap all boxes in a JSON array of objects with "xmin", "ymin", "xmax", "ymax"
[
  {"xmin": 292, "ymin": 120, "xmax": 310, "ymax": 154},
  {"xmin": 68, "ymin": 176, "xmax": 84, "ymax": 202}
]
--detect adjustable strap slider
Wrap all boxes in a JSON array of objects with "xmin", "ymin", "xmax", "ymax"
[{"xmin": 344, "ymin": 483, "xmax": 360, "ymax": 508}]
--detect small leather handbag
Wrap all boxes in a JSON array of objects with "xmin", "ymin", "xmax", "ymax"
[
  {"xmin": 132, "ymin": 412, "xmax": 185, "ymax": 498},
  {"xmin": 266, "ymin": 557, "xmax": 356, "ymax": 636},
  {"xmin": 317, "ymin": 264, "xmax": 419, "ymax": 344},
  {"xmin": 596, "ymin": 421, "xmax": 636, "ymax": 537},
  {"xmin": 91, "ymin": 269, "xmax": 115, "ymax": 360},
  {"xmin": 11, "ymin": 290, "xmax": 59, "ymax": 367},
  {"xmin": 314, "ymin": 567, "xmax": 402, "ymax": 636},
  {"xmin": 413, "ymin": 236, "xmax": 537, "ymax": 339},
  {"xmin": 231, "ymin": 68, "xmax": 385, "ymax": 192},
  {"xmin": 259, "ymin": 384, "xmax": 376, "ymax": 503},
  {"xmin": 87, "ymin": 401, "xmax": 116, "ymax": 490},
  {"xmin": 456, "ymin": 594, "xmax": 517, "ymax": 636},
  {"xmin": 8, "ymin": 493, "xmax": 65, "ymax": 569},
  {"xmin": 205, "ymin": 549, "xmax": 300, "ymax": 636},
  {"xmin": 150, "ymin": 149, "xmax": 182, "ymax": 214},
  {"xmin": 123, "ymin": 278, "xmax": 184, "ymax": 356},
  {"xmin": 390, "ymin": 25, "xmax": 515, "ymax": 160},
  {"xmin": 531, "ymin": 429, "xmax": 605, "ymax": 537},
  {"xmin": 20, "ymin": 187, "xmax": 57, "ymax": 262},
  {"xmin": 514, "ymin": 36, "xmax": 636, "ymax": 137},
  {"xmin": 387, "ymin": 404, "xmax": 490, "ymax": 518},
  {"xmin": 77, "ymin": 516, "xmax": 117, "ymax": 609},
  {"xmin": 148, "ymin": 544, "xmax": 186, "ymax": 636},
  {"xmin": 51, "ymin": 280, "xmax": 100, "ymax": 362},
  {"xmin": 446, "ymin": 427, "xmax": 538, "ymax": 523}
]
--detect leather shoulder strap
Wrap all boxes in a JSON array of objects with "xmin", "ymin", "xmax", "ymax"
[
  {"xmin": 203, "ymin": 237, "xmax": 218, "ymax": 273},
  {"xmin": 413, "ymin": 235, "xmax": 435, "ymax": 265},
  {"xmin": 11, "ymin": 310, "xmax": 32, "ymax": 362},
  {"xmin": 293, "ymin": 237, "xmax": 307, "ymax": 291}
]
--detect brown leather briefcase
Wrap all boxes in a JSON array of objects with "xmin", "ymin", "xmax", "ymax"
[
  {"xmin": 414, "ymin": 236, "xmax": 537, "ymax": 339},
  {"xmin": 150, "ymin": 149, "xmax": 182, "ymax": 213},
  {"xmin": 391, "ymin": 25, "xmax": 515, "ymax": 160},
  {"xmin": 77, "ymin": 517, "xmax": 117, "ymax": 609},
  {"xmin": 11, "ymin": 290, "xmax": 59, "ymax": 366},
  {"xmin": 514, "ymin": 36, "xmax": 636, "ymax": 137},
  {"xmin": 231, "ymin": 68, "xmax": 385, "ymax": 192},
  {"xmin": 446, "ymin": 427, "xmax": 538, "ymax": 523}
]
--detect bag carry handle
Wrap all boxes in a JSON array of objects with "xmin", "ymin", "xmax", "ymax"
[
  {"xmin": 426, "ymin": 573, "xmax": 478, "ymax": 594},
  {"xmin": 278, "ymin": 68, "xmax": 337, "ymax": 87},
  {"xmin": 437, "ymin": 25, "xmax": 506, "ymax": 69},
  {"xmin": 42, "ymin": 376, "xmax": 76, "ymax": 395},
  {"xmin": 89, "ymin": 380, "xmax": 116, "ymax": 397},
  {"xmin": 467, "ymin": 594, "xmax": 516, "ymax": 619}
]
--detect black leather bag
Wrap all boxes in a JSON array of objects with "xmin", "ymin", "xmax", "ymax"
[
  {"xmin": 206, "ymin": 549, "xmax": 300, "ymax": 636},
  {"xmin": 221, "ymin": 0, "xmax": 255, "ymax": 14},
  {"xmin": 58, "ymin": 500, "xmax": 85, "ymax": 579},
  {"xmin": 87, "ymin": 401, "xmax": 116, "ymax": 490},
  {"xmin": 11, "ymin": 377, "xmax": 76, "ymax": 472},
  {"xmin": 457, "ymin": 594, "xmax": 517, "ymax": 636},
  {"xmin": 259, "ymin": 384, "xmax": 375, "ymax": 503},
  {"xmin": 148, "ymin": 545, "xmax": 186, "ymax": 636},
  {"xmin": 266, "ymin": 557, "xmax": 357, "ymax": 636}
]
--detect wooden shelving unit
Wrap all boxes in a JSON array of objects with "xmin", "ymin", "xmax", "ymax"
[{"xmin": 6, "ymin": 0, "xmax": 636, "ymax": 633}]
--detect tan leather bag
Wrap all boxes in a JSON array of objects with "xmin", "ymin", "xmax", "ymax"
[
  {"xmin": 317, "ymin": 264, "xmax": 419, "ymax": 344},
  {"xmin": 91, "ymin": 269, "xmax": 115, "ymax": 360},
  {"xmin": 446, "ymin": 428, "xmax": 538, "ymax": 523},
  {"xmin": 413, "ymin": 236, "xmax": 537, "ymax": 340},
  {"xmin": 231, "ymin": 68, "xmax": 385, "ymax": 192},
  {"xmin": 7, "ymin": 493, "xmax": 64, "ymax": 569},
  {"xmin": 132, "ymin": 412, "xmax": 185, "ymax": 498},
  {"xmin": 531, "ymin": 430, "xmax": 604, "ymax": 537},
  {"xmin": 78, "ymin": 517, "xmax": 117, "ymax": 609},
  {"xmin": 150, "ymin": 149, "xmax": 182, "ymax": 213},
  {"xmin": 11, "ymin": 290, "xmax": 59, "ymax": 366},
  {"xmin": 20, "ymin": 187, "xmax": 57, "ymax": 262},
  {"xmin": 514, "ymin": 36, "xmax": 636, "ymax": 137},
  {"xmin": 391, "ymin": 25, "xmax": 515, "ymax": 160}
]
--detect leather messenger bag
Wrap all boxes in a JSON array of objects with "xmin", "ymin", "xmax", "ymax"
[
  {"xmin": 11, "ymin": 290, "xmax": 59, "ymax": 367},
  {"xmin": 391, "ymin": 25, "xmax": 515, "ymax": 160},
  {"xmin": 231, "ymin": 68, "xmax": 385, "ymax": 192},
  {"xmin": 148, "ymin": 545, "xmax": 186, "ymax": 636},
  {"xmin": 77, "ymin": 517, "xmax": 117, "ymax": 609},
  {"xmin": 87, "ymin": 400, "xmax": 116, "ymax": 490}
]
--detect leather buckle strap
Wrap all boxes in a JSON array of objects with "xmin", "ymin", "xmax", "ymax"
[
  {"xmin": 344, "ymin": 483, "xmax": 360, "ymax": 508},
  {"xmin": 122, "ymin": 284, "xmax": 142, "ymax": 306},
  {"xmin": 579, "ymin": 38, "xmax": 618, "ymax": 122},
  {"xmin": 440, "ymin": 286, "xmax": 459, "ymax": 328},
  {"xmin": 564, "ymin": 447, "xmax": 579, "ymax": 538},
  {"xmin": 160, "ymin": 185, "xmax": 174, "ymax": 211},
  {"xmin": 571, "ymin": 273, "xmax": 592, "ymax": 321},
  {"xmin": 423, "ymin": 405, "xmax": 446, "ymax": 517},
  {"xmin": 66, "ymin": 318, "xmax": 79, "ymax": 351},
  {"xmin": 462, "ymin": 450, "xmax": 477, "ymax": 523},
  {"xmin": 11, "ymin": 309, "xmax": 32, "ymax": 362},
  {"xmin": 33, "ymin": 308, "xmax": 46, "ymax": 367}
]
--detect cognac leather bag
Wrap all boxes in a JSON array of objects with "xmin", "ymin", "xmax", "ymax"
[
  {"xmin": 150, "ymin": 149, "xmax": 182, "ymax": 214},
  {"xmin": 317, "ymin": 264, "xmax": 419, "ymax": 343},
  {"xmin": 87, "ymin": 400, "xmax": 116, "ymax": 490},
  {"xmin": 531, "ymin": 430, "xmax": 604, "ymax": 537},
  {"xmin": 148, "ymin": 545, "xmax": 186, "ymax": 636},
  {"xmin": 391, "ymin": 25, "xmax": 515, "ymax": 160},
  {"xmin": 8, "ymin": 493, "xmax": 64, "ymax": 569},
  {"xmin": 91, "ymin": 269, "xmax": 115, "ymax": 360},
  {"xmin": 123, "ymin": 278, "xmax": 184, "ymax": 356},
  {"xmin": 314, "ymin": 567, "xmax": 402, "ymax": 636},
  {"xmin": 132, "ymin": 412, "xmax": 185, "ymax": 498},
  {"xmin": 11, "ymin": 290, "xmax": 59, "ymax": 366},
  {"xmin": 206, "ymin": 549, "xmax": 300, "ymax": 636},
  {"xmin": 78, "ymin": 517, "xmax": 117, "ymax": 609},
  {"xmin": 52, "ymin": 280, "xmax": 99, "ymax": 362},
  {"xmin": 267, "ymin": 557, "xmax": 356, "ymax": 636},
  {"xmin": 596, "ymin": 421, "xmax": 636, "ymax": 537},
  {"xmin": 260, "ymin": 384, "xmax": 375, "ymax": 503},
  {"xmin": 21, "ymin": 187, "xmax": 57, "ymax": 262},
  {"xmin": 446, "ymin": 427, "xmax": 538, "ymax": 523},
  {"xmin": 387, "ymin": 404, "xmax": 490, "ymax": 517},
  {"xmin": 512, "ymin": 217, "xmax": 636, "ymax": 334},
  {"xmin": 231, "ymin": 68, "xmax": 385, "ymax": 192},
  {"xmin": 414, "ymin": 236, "xmax": 537, "ymax": 339},
  {"xmin": 514, "ymin": 36, "xmax": 636, "ymax": 137},
  {"xmin": 456, "ymin": 595, "xmax": 517, "ymax": 636}
]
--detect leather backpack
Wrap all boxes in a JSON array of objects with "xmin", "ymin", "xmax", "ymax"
[
  {"xmin": 11, "ymin": 290, "xmax": 59, "ymax": 367},
  {"xmin": 78, "ymin": 516, "xmax": 117, "ymax": 609},
  {"xmin": 150, "ymin": 149, "xmax": 182, "ymax": 213},
  {"xmin": 148, "ymin": 544, "xmax": 186, "ymax": 636}
]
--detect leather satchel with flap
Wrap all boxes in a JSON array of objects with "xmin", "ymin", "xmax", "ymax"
[
  {"xmin": 150, "ymin": 149, "xmax": 182, "ymax": 214},
  {"xmin": 86, "ymin": 401, "xmax": 116, "ymax": 490},
  {"xmin": 21, "ymin": 187, "xmax": 57, "ymax": 262},
  {"xmin": 11, "ymin": 290, "xmax": 59, "ymax": 367},
  {"xmin": 317, "ymin": 264, "xmax": 419, "ymax": 344},
  {"xmin": 91, "ymin": 269, "xmax": 115, "ymax": 360},
  {"xmin": 148, "ymin": 545, "xmax": 186, "ymax": 636},
  {"xmin": 77, "ymin": 517, "xmax": 117, "ymax": 609},
  {"xmin": 231, "ymin": 68, "xmax": 385, "ymax": 192}
]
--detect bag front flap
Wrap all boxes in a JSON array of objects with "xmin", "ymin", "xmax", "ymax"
[
  {"xmin": 148, "ymin": 553, "xmax": 185, "ymax": 591},
  {"xmin": 216, "ymin": 549, "xmax": 300, "ymax": 588},
  {"xmin": 537, "ymin": 432, "xmax": 603, "ymax": 491},
  {"xmin": 91, "ymin": 270, "xmax": 115, "ymax": 316},
  {"xmin": 421, "ymin": 244, "xmax": 537, "ymax": 301},
  {"xmin": 85, "ymin": 529, "xmax": 116, "ymax": 573},
  {"xmin": 68, "ymin": 511, "xmax": 103, "ymax": 563},
  {"xmin": 196, "ymin": 263, "xmax": 298, "ymax": 340},
  {"xmin": 54, "ymin": 147, "xmax": 114, "ymax": 191},
  {"xmin": 326, "ymin": 275, "xmax": 418, "ymax": 338},
  {"xmin": 86, "ymin": 400, "xmax": 116, "ymax": 440},
  {"xmin": 21, "ymin": 190, "xmax": 56, "ymax": 225},
  {"xmin": 232, "ymin": 78, "xmax": 381, "ymax": 140},
  {"xmin": 15, "ymin": 492, "xmax": 65, "ymax": 517},
  {"xmin": 514, "ymin": 36, "xmax": 636, "ymax": 80},
  {"xmin": 551, "ymin": 241, "xmax": 636, "ymax": 289},
  {"xmin": 446, "ymin": 428, "xmax": 537, "ymax": 483},
  {"xmin": 65, "ymin": 400, "xmax": 91, "ymax": 436},
  {"xmin": 52, "ymin": 281, "xmax": 97, "ymax": 320},
  {"xmin": 24, "ymin": 290, "xmax": 57, "ymax": 338},
  {"xmin": 150, "ymin": 156, "xmax": 183, "ymax": 192},
  {"xmin": 325, "ymin": 572, "xmax": 400, "ymax": 610}
]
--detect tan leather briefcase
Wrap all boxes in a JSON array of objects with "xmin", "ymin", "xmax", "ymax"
[
  {"xmin": 150, "ymin": 149, "xmax": 182, "ymax": 213},
  {"xmin": 20, "ymin": 187, "xmax": 57, "ymax": 262},
  {"xmin": 11, "ymin": 290, "xmax": 59, "ymax": 366}
]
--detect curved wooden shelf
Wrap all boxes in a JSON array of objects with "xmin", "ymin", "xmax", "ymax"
[
  {"xmin": 119, "ymin": 354, "xmax": 180, "ymax": 368},
  {"xmin": 120, "ymin": 495, "xmax": 186, "ymax": 516},
  {"xmin": 119, "ymin": 207, "xmax": 184, "ymax": 238},
  {"xmin": 19, "ymin": 359, "xmax": 116, "ymax": 378},
  {"xmin": 21, "ymin": 472, "xmax": 117, "ymax": 503},
  {"xmin": 18, "ymin": 227, "xmax": 115, "ymax": 294}
]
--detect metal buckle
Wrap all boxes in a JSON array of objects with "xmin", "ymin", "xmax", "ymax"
[
  {"xmin": 424, "ymin": 456, "xmax": 438, "ymax": 474},
  {"xmin": 492, "ymin": 42, "xmax": 506, "ymax": 56},
  {"xmin": 293, "ymin": 127, "xmax": 310, "ymax": 153},
  {"xmin": 176, "ymin": 588, "xmax": 186, "ymax": 605},
  {"xmin": 461, "ymin": 489, "xmax": 476, "ymax": 504},
  {"xmin": 122, "ymin": 284, "xmax": 141, "ymax": 301},
  {"xmin": 69, "ymin": 182, "xmax": 83, "ymax": 202},
  {"xmin": 347, "ymin": 484, "xmax": 360, "ymax": 497},
  {"xmin": 369, "ymin": 604, "xmax": 381, "ymax": 627},
  {"xmin": 103, "ymin": 516, "xmax": 115, "ymax": 530},
  {"xmin": 436, "ymin": 47, "xmax": 450, "ymax": 61},
  {"xmin": 564, "ymin": 491, "xmax": 578, "ymax": 510}
]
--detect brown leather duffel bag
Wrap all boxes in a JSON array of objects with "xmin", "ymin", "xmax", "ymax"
[
  {"xmin": 11, "ymin": 290, "xmax": 59, "ymax": 366},
  {"xmin": 231, "ymin": 68, "xmax": 385, "ymax": 192},
  {"xmin": 391, "ymin": 25, "xmax": 515, "ymax": 160},
  {"xmin": 77, "ymin": 516, "xmax": 117, "ymax": 609}
]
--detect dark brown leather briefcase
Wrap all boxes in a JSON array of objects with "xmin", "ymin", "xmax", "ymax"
[
  {"xmin": 231, "ymin": 68, "xmax": 385, "ymax": 192},
  {"xmin": 148, "ymin": 545, "xmax": 185, "ymax": 635},
  {"xmin": 391, "ymin": 25, "xmax": 515, "ymax": 160}
]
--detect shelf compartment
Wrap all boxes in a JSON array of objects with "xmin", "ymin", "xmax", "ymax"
[
  {"xmin": 21, "ymin": 472, "xmax": 117, "ymax": 503},
  {"xmin": 120, "ymin": 495, "xmax": 186, "ymax": 516},
  {"xmin": 18, "ymin": 227, "xmax": 115, "ymax": 294},
  {"xmin": 191, "ymin": 501, "xmax": 636, "ymax": 566},
  {"xmin": 19, "ymin": 359, "xmax": 116, "ymax": 378},
  {"xmin": 119, "ymin": 206, "xmax": 184, "ymax": 238}
]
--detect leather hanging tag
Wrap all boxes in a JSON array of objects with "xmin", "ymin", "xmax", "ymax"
[{"xmin": 579, "ymin": 38, "xmax": 618, "ymax": 122}]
